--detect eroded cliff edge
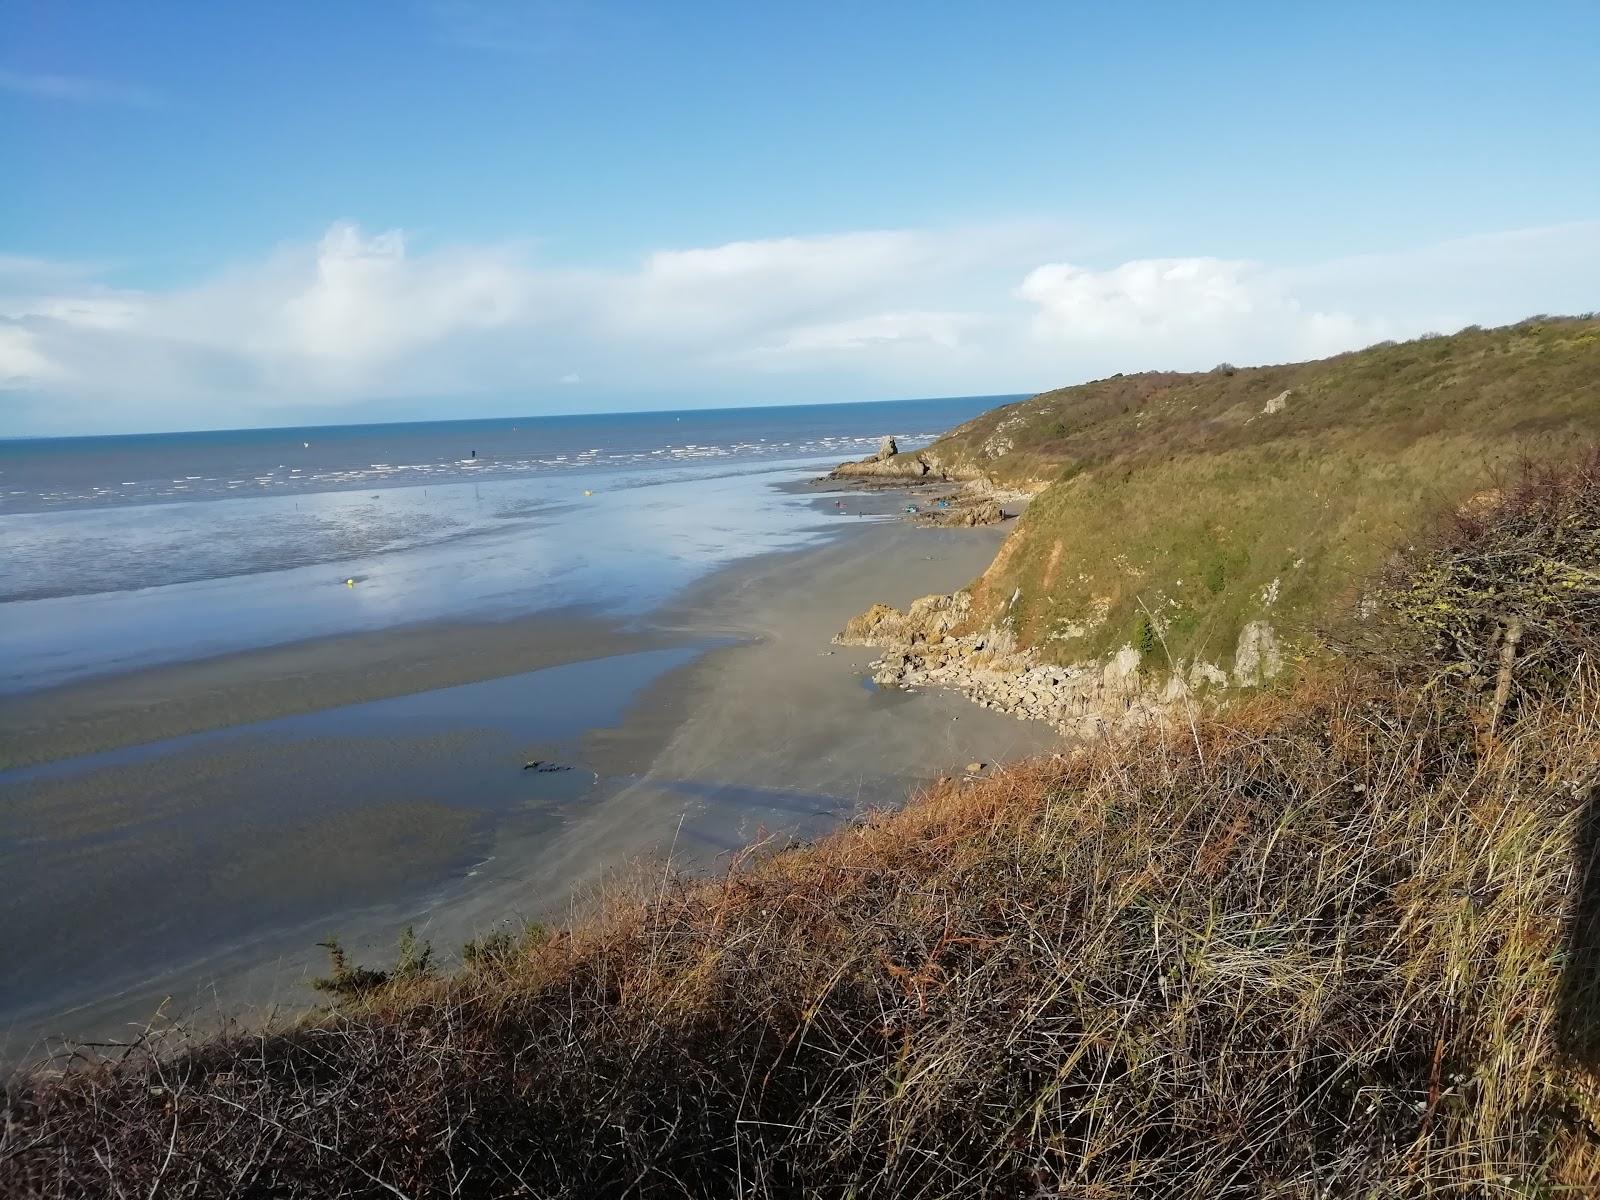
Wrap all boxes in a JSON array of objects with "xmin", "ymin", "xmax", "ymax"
[{"xmin": 828, "ymin": 318, "xmax": 1600, "ymax": 735}]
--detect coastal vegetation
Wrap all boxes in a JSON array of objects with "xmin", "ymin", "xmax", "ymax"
[
  {"xmin": 831, "ymin": 318, "xmax": 1600, "ymax": 738},
  {"xmin": 926, "ymin": 317, "xmax": 1600, "ymax": 673},
  {"xmin": 4, "ymin": 323, "xmax": 1600, "ymax": 1196}
]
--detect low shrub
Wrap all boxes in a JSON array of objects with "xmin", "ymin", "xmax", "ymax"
[{"xmin": 1349, "ymin": 449, "xmax": 1600, "ymax": 729}]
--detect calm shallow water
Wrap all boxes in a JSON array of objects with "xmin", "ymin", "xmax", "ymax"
[
  {"xmin": 1, "ymin": 460, "xmax": 841, "ymax": 689},
  {"xmin": 0, "ymin": 396, "xmax": 1010, "ymax": 691},
  {"xmin": 0, "ymin": 647, "xmax": 704, "ymax": 1032},
  {"xmin": 0, "ymin": 397, "xmax": 1005, "ymax": 516}
]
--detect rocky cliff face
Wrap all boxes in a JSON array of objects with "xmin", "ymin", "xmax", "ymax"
[{"xmin": 837, "ymin": 588, "xmax": 1283, "ymax": 739}]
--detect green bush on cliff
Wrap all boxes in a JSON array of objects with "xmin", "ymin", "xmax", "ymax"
[
  {"xmin": 1132, "ymin": 609, "xmax": 1157, "ymax": 657},
  {"xmin": 310, "ymin": 926, "xmax": 433, "ymax": 1001},
  {"xmin": 932, "ymin": 317, "xmax": 1600, "ymax": 676}
]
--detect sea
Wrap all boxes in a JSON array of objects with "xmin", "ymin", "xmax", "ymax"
[
  {"xmin": 0, "ymin": 396, "xmax": 1010, "ymax": 692},
  {"xmin": 0, "ymin": 394, "xmax": 1028, "ymax": 1049}
]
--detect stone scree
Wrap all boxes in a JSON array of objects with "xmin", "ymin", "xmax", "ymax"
[{"xmin": 836, "ymin": 591, "xmax": 1283, "ymax": 739}]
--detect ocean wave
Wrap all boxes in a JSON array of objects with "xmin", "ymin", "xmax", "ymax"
[{"xmin": 2, "ymin": 431, "xmax": 943, "ymax": 513}]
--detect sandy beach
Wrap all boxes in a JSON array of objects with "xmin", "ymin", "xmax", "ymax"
[
  {"xmin": 0, "ymin": 498, "xmax": 1053, "ymax": 1063},
  {"xmin": 0, "ymin": 610, "xmax": 667, "ymax": 769}
]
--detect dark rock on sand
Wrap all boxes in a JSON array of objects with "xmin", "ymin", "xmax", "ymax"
[
  {"xmin": 915, "ymin": 498, "xmax": 1004, "ymax": 528},
  {"xmin": 828, "ymin": 435, "xmax": 945, "ymax": 481}
]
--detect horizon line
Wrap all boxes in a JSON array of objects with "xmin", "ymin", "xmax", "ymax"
[{"xmin": 0, "ymin": 391, "xmax": 1033, "ymax": 444}]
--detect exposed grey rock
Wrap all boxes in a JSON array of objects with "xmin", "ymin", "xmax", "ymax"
[
  {"xmin": 1101, "ymin": 646, "xmax": 1142, "ymax": 693},
  {"xmin": 839, "ymin": 592, "xmax": 1283, "ymax": 740},
  {"xmin": 828, "ymin": 436, "xmax": 943, "ymax": 480},
  {"xmin": 1233, "ymin": 621, "xmax": 1284, "ymax": 687},
  {"xmin": 916, "ymin": 498, "xmax": 1004, "ymax": 527}
]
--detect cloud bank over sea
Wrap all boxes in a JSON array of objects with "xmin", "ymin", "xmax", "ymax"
[{"xmin": 2, "ymin": 218, "xmax": 1596, "ymax": 434}]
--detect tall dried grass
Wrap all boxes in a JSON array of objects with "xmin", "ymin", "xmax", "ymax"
[{"xmin": 4, "ymin": 458, "xmax": 1599, "ymax": 1198}]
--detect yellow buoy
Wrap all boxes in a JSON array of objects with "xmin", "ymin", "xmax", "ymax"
[{"xmin": 346, "ymin": 578, "xmax": 355, "ymax": 587}]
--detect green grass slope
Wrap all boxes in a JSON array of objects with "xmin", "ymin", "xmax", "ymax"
[{"xmin": 930, "ymin": 317, "xmax": 1600, "ymax": 674}]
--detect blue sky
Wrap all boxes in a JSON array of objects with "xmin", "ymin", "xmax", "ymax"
[{"xmin": 2, "ymin": 0, "xmax": 1597, "ymax": 434}]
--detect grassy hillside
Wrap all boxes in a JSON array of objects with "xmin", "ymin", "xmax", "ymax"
[
  {"xmin": 4, "ymin": 453, "xmax": 1600, "ymax": 1198},
  {"xmin": 928, "ymin": 317, "xmax": 1600, "ymax": 675}
]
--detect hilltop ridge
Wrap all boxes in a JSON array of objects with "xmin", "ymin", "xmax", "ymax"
[{"xmin": 837, "ymin": 317, "xmax": 1600, "ymax": 734}]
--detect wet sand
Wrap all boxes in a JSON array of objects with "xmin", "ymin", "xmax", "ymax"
[
  {"xmin": 572, "ymin": 520, "xmax": 1049, "ymax": 867},
  {"xmin": 0, "ymin": 609, "xmax": 666, "ymax": 769},
  {"xmin": 0, "ymin": 504, "xmax": 1053, "ymax": 1065}
]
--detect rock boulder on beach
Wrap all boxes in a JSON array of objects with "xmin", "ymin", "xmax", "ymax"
[{"xmin": 828, "ymin": 435, "xmax": 944, "ymax": 481}]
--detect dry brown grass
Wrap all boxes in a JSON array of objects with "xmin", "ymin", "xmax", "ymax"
[
  {"xmin": 4, "ymin": 463, "xmax": 1600, "ymax": 1198},
  {"xmin": 1350, "ymin": 449, "xmax": 1600, "ymax": 724}
]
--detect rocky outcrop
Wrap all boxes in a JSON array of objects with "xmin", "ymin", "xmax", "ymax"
[
  {"xmin": 819, "ymin": 438, "xmax": 1029, "ymax": 527},
  {"xmin": 837, "ymin": 592, "xmax": 971, "ymax": 646},
  {"xmin": 829, "ymin": 435, "xmax": 946, "ymax": 481},
  {"xmin": 838, "ymin": 590, "xmax": 1281, "ymax": 739},
  {"xmin": 1232, "ymin": 620, "xmax": 1284, "ymax": 686},
  {"xmin": 914, "ymin": 498, "xmax": 1004, "ymax": 527}
]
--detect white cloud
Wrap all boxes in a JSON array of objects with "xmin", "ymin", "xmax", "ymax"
[
  {"xmin": 1022, "ymin": 257, "xmax": 1262, "ymax": 338},
  {"xmin": 1, "ymin": 294, "xmax": 143, "ymax": 330},
  {"xmin": 1019, "ymin": 256, "xmax": 1386, "ymax": 361},
  {"xmin": 609, "ymin": 231, "xmax": 948, "ymax": 345},
  {"xmin": 276, "ymin": 223, "xmax": 530, "ymax": 366},
  {"xmin": 0, "ymin": 325, "xmax": 60, "ymax": 387},
  {"xmin": 1015, "ymin": 222, "xmax": 1599, "ymax": 371},
  {"xmin": 2, "ymin": 218, "xmax": 1596, "ymax": 433},
  {"xmin": 730, "ymin": 310, "xmax": 985, "ymax": 368},
  {"xmin": 0, "ymin": 222, "xmax": 1034, "ymax": 428},
  {"xmin": 1283, "ymin": 222, "xmax": 1600, "ymax": 333}
]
